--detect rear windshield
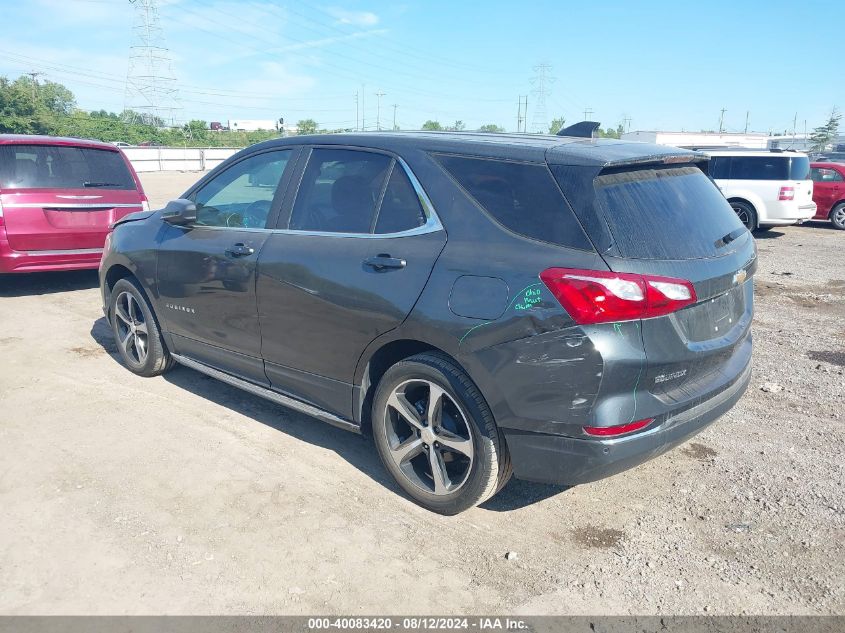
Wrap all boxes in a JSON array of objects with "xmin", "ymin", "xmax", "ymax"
[
  {"xmin": 433, "ymin": 154, "xmax": 592, "ymax": 250},
  {"xmin": 0, "ymin": 144, "xmax": 136, "ymax": 190},
  {"xmin": 592, "ymin": 166, "xmax": 745, "ymax": 260},
  {"xmin": 710, "ymin": 155, "xmax": 810, "ymax": 180}
]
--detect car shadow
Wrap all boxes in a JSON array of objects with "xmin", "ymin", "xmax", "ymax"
[
  {"xmin": 0, "ymin": 270, "xmax": 99, "ymax": 297},
  {"xmin": 88, "ymin": 317, "xmax": 570, "ymax": 512},
  {"xmin": 753, "ymin": 229, "xmax": 787, "ymax": 240}
]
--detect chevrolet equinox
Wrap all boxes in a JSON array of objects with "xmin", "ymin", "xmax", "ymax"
[{"xmin": 99, "ymin": 132, "xmax": 755, "ymax": 514}]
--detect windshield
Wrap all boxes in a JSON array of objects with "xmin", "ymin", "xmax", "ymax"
[
  {"xmin": 0, "ymin": 144, "xmax": 136, "ymax": 190},
  {"xmin": 592, "ymin": 166, "xmax": 746, "ymax": 260}
]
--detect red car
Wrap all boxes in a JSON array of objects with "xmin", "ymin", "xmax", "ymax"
[
  {"xmin": 0, "ymin": 135, "xmax": 148, "ymax": 273},
  {"xmin": 810, "ymin": 162, "xmax": 845, "ymax": 230}
]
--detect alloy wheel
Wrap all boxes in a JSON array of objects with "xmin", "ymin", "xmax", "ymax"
[
  {"xmin": 383, "ymin": 379, "xmax": 474, "ymax": 496},
  {"xmin": 114, "ymin": 291, "xmax": 149, "ymax": 366},
  {"xmin": 832, "ymin": 206, "xmax": 845, "ymax": 229},
  {"xmin": 732, "ymin": 204, "xmax": 751, "ymax": 229}
]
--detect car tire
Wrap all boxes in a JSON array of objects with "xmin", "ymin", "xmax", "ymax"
[
  {"xmin": 372, "ymin": 352, "xmax": 508, "ymax": 514},
  {"xmin": 730, "ymin": 201, "xmax": 758, "ymax": 231},
  {"xmin": 829, "ymin": 203, "xmax": 845, "ymax": 230},
  {"xmin": 109, "ymin": 277, "xmax": 174, "ymax": 377}
]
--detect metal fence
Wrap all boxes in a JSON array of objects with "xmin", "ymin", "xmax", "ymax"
[{"xmin": 123, "ymin": 147, "xmax": 241, "ymax": 172}]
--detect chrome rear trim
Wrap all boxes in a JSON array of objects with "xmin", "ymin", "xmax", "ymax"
[
  {"xmin": 22, "ymin": 247, "xmax": 103, "ymax": 255},
  {"xmin": 8, "ymin": 203, "xmax": 143, "ymax": 209},
  {"xmin": 171, "ymin": 353, "xmax": 361, "ymax": 434}
]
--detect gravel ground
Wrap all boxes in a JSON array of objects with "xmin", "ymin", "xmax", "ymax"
[{"xmin": 0, "ymin": 172, "xmax": 842, "ymax": 615}]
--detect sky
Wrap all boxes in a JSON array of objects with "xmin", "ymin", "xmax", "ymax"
[{"xmin": 1, "ymin": 0, "xmax": 843, "ymax": 134}]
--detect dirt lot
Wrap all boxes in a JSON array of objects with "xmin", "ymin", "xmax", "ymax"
[{"xmin": 0, "ymin": 171, "xmax": 843, "ymax": 615}]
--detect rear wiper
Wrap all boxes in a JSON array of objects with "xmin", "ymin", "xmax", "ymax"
[
  {"xmin": 714, "ymin": 228, "xmax": 746, "ymax": 249},
  {"xmin": 83, "ymin": 181, "xmax": 120, "ymax": 187}
]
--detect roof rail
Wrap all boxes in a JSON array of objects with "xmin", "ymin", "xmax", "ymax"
[{"xmin": 557, "ymin": 121, "xmax": 601, "ymax": 138}]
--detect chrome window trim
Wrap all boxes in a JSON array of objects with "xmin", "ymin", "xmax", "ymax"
[
  {"xmin": 280, "ymin": 152, "xmax": 443, "ymax": 239},
  {"xmin": 22, "ymin": 247, "xmax": 103, "ymax": 255}
]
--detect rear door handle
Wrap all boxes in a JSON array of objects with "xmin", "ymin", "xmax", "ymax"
[
  {"xmin": 364, "ymin": 254, "xmax": 406, "ymax": 270},
  {"xmin": 225, "ymin": 243, "xmax": 255, "ymax": 257}
]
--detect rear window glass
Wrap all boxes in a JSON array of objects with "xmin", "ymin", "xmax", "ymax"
[
  {"xmin": 0, "ymin": 144, "xmax": 136, "ymax": 190},
  {"xmin": 593, "ymin": 166, "xmax": 745, "ymax": 260},
  {"xmin": 788, "ymin": 156, "xmax": 810, "ymax": 180},
  {"xmin": 434, "ymin": 154, "xmax": 591, "ymax": 250}
]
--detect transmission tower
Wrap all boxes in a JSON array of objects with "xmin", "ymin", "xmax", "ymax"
[
  {"xmin": 124, "ymin": 0, "xmax": 181, "ymax": 126},
  {"xmin": 529, "ymin": 63, "xmax": 555, "ymax": 134}
]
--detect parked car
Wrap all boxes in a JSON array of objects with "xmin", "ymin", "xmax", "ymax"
[
  {"xmin": 704, "ymin": 149, "xmax": 816, "ymax": 231},
  {"xmin": 138, "ymin": 141, "xmax": 163, "ymax": 147},
  {"xmin": 111, "ymin": 141, "xmax": 133, "ymax": 148},
  {"xmin": 813, "ymin": 152, "xmax": 845, "ymax": 163},
  {"xmin": 0, "ymin": 134, "xmax": 148, "ymax": 273},
  {"xmin": 100, "ymin": 133, "xmax": 754, "ymax": 514},
  {"xmin": 810, "ymin": 162, "xmax": 845, "ymax": 229}
]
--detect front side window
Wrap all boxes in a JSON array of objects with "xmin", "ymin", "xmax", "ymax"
[
  {"xmin": 190, "ymin": 150, "xmax": 292, "ymax": 229},
  {"xmin": 0, "ymin": 144, "xmax": 136, "ymax": 190},
  {"xmin": 289, "ymin": 149, "xmax": 392, "ymax": 233}
]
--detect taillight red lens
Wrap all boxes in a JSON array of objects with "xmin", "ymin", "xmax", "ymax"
[
  {"xmin": 584, "ymin": 418, "xmax": 654, "ymax": 437},
  {"xmin": 778, "ymin": 186, "xmax": 795, "ymax": 201},
  {"xmin": 540, "ymin": 268, "xmax": 696, "ymax": 325}
]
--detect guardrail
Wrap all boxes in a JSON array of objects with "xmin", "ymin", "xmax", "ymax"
[{"xmin": 123, "ymin": 147, "xmax": 241, "ymax": 172}]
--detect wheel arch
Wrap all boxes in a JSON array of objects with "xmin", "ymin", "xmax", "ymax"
[
  {"xmin": 829, "ymin": 200, "xmax": 845, "ymax": 218},
  {"xmin": 354, "ymin": 338, "xmax": 477, "ymax": 433}
]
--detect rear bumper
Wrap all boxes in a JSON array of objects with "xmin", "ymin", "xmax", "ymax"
[
  {"xmin": 0, "ymin": 236, "xmax": 103, "ymax": 273},
  {"xmin": 502, "ymin": 360, "xmax": 751, "ymax": 486},
  {"xmin": 760, "ymin": 201, "xmax": 817, "ymax": 225}
]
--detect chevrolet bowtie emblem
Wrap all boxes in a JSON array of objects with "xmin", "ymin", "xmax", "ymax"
[{"xmin": 733, "ymin": 269, "xmax": 747, "ymax": 285}]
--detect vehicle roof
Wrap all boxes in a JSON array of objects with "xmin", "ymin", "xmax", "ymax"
[
  {"xmin": 249, "ymin": 131, "xmax": 704, "ymax": 167},
  {"xmin": 0, "ymin": 134, "xmax": 120, "ymax": 150},
  {"xmin": 811, "ymin": 161, "xmax": 845, "ymax": 169},
  {"xmin": 703, "ymin": 148, "xmax": 809, "ymax": 157}
]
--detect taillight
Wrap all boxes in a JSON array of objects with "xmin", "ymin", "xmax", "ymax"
[
  {"xmin": 778, "ymin": 186, "xmax": 795, "ymax": 201},
  {"xmin": 0, "ymin": 199, "xmax": 4, "ymax": 228},
  {"xmin": 584, "ymin": 418, "xmax": 654, "ymax": 437},
  {"xmin": 540, "ymin": 268, "xmax": 697, "ymax": 325}
]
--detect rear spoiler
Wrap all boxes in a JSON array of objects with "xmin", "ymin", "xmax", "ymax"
[{"xmin": 557, "ymin": 121, "xmax": 601, "ymax": 138}]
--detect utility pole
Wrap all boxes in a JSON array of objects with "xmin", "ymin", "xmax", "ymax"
[
  {"xmin": 354, "ymin": 92, "xmax": 359, "ymax": 132},
  {"xmin": 517, "ymin": 95, "xmax": 528, "ymax": 133},
  {"xmin": 361, "ymin": 84, "xmax": 366, "ymax": 131},
  {"xmin": 25, "ymin": 71, "xmax": 45, "ymax": 105},
  {"xmin": 719, "ymin": 108, "xmax": 727, "ymax": 133},
  {"xmin": 392, "ymin": 104, "xmax": 398, "ymax": 130},
  {"xmin": 375, "ymin": 91, "xmax": 385, "ymax": 131},
  {"xmin": 792, "ymin": 112, "xmax": 798, "ymax": 142},
  {"xmin": 623, "ymin": 116, "xmax": 632, "ymax": 132},
  {"xmin": 744, "ymin": 111, "xmax": 750, "ymax": 134},
  {"xmin": 584, "ymin": 107, "xmax": 594, "ymax": 120}
]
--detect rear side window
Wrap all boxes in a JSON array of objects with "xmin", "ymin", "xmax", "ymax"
[
  {"xmin": 434, "ymin": 154, "xmax": 592, "ymax": 249},
  {"xmin": 593, "ymin": 166, "xmax": 745, "ymax": 260},
  {"xmin": 374, "ymin": 165, "xmax": 427, "ymax": 234},
  {"xmin": 727, "ymin": 156, "xmax": 789, "ymax": 180},
  {"xmin": 788, "ymin": 156, "xmax": 810, "ymax": 180},
  {"xmin": 0, "ymin": 144, "xmax": 135, "ymax": 190},
  {"xmin": 290, "ymin": 148, "xmax": 391, "ymax": 233},
  {"xmin": 812, "ymin": 167, "xmax": 845, "ymax": 182}
]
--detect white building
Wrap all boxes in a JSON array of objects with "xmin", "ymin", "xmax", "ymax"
[
  {"xmin": 621, "ymin": 130, "xmax": 770, "ymax": 149},
  {"xmin": 227, "ymin": 119, "xmax": 280, "ymax": 132}
]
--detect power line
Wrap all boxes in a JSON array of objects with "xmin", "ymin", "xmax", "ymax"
[
  {"xmin": 529, "ymin": 63, "xmax": 554, "ymax": 133},
  {"xmin": 125, "ymin": 0, "xmax": 181, "ymax": 125}
]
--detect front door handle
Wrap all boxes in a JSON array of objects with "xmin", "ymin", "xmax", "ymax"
[
  {"xmin": 363, "ymin": 254, "xmax": 406, "ymax": 270},
  {"xmin": 225, "ymin": 243, "xmax": 255, "ymax": 257}
]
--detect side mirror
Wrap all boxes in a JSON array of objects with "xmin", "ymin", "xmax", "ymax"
[{"xmin": 161, "ymin": 199, "xmax": 197, "ymax": 225}]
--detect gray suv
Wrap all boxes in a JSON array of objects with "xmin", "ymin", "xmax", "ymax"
[{"xmin": 100, "ymin": 132, "xmax": 754, "ymax": 514}]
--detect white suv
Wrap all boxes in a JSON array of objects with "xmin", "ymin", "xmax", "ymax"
[{"xmin": 704, "ymin": 149, "xmax": 816, "ymax": 231}]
